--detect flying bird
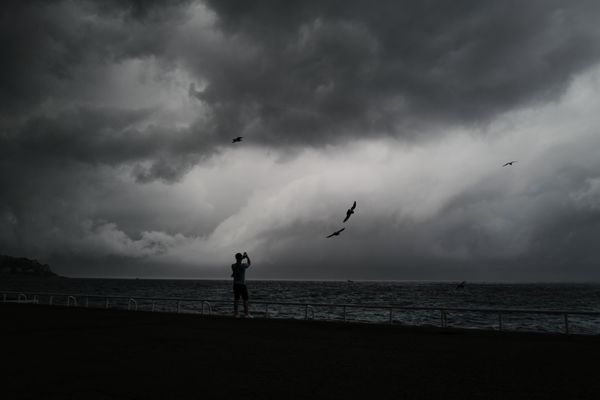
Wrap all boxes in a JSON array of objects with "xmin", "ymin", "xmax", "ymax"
[
  {"xmin": 232, "ymin": 137, "xmax": 243, "ymax": 143},
  {"xmin": 502, "ymin": 161, "xmax": 517, "ymax": 167},
  {"xmin": 343, "ymin": 201, "xmax": 357, "ymax": 223},
  {"xmin": 326, "ymin": 228, "xmax": 345, "ymax": 238}
]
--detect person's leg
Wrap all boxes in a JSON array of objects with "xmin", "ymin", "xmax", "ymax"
[
  {"xmin": 233, "ymin": 285, "xmax": 240, "ymax": 316},
  {"xmin": 242, "ymin": 285, "xmax": 250, "ymax": 316}
]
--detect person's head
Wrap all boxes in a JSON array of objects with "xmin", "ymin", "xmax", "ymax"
[{"xmin": 235, "ymin": 253, "xmax": 243, "ymax": 262}]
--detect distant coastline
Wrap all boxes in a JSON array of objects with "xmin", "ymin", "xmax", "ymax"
[{"xmin": 0, "ymin": 255, "xmax": 59, "ymax": 277}]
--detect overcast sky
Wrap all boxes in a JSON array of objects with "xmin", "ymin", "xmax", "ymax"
[{"xmin": 2, "ymin": 0, "xmax": 600, "ymax": 280}]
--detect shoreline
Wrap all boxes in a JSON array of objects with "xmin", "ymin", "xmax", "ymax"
[
  {"xmin": 6, "ymin": 275, "xmax": 600, "ymax": 284},
  {"xmin": 3, "ymin": 303, "xmax": 600, "ymax": 399},
  {"xmin": 3, "ymin": 288, "xmax": 600, "ymax": 336}
]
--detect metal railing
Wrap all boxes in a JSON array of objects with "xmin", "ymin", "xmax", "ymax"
[{"xmin": 2, "ymin": 290, "xmax": 600, "ymax": 335}]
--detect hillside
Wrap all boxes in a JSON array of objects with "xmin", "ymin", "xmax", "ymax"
[{"xmin": 0, "ymin": 255, "xmax": 58, "ymax": 277}]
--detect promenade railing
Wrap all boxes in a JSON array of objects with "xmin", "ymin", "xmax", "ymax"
[{"xmin": 3, "ymin": 290, "xmax": 600, "ymax": 335}]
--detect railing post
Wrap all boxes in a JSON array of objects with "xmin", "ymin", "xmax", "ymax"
[
  {"xmin": 498, "ymin": 313, "xmax": 503, "ymax": 331},
  {"xmin": 105, "ymin": 297, "xmax": 109, "ymax": 309},
  {"xmin": 201, "ymin": 301, "xmax": 211, "ymax": 315},
  {"xmin": 67, "ymin": 296, "xmax": 77, "ymax": 307},
  {"xmin": 128, "ymin": 298, "xmax": 137, "ymax": 311},
  {"xmin": 265, "ymin": 303, "xmax": 269, "ymax": 318},
  {"xmin": 564, "ymin": 313, "xmax": 570, "ymax": 335},
  {"xmin": 389, "ymin": 308, "xmax": 393, "ymax": 325},
  {"xmin": 151, "ymin": 301, "xmax": 156, "ymax": 312},
  {"xmin": 85, "ymin": 297, "xmax": 89, "ymax": 308},
  {"xmin": 343, "ymin": 306, "xmax": 347, "ymax": 322},
  {"xmin": 177, "ymin": 301, "xmax": 181, "ymax": 313},
  {"xmin": 49, "ymin": 296, "xmax": 53, "ymax": 305},
  {"xmin": 440, "ymin": 309, "xmax": 444, "ymax": 328},
  {"xmin": 304, "ymin": 305, "xmax": 315, "ymax": 320}
]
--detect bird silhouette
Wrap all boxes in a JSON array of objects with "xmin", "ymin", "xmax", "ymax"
[
  {"xmin": 326, "ymin": 228, "xmax": 345, "ymax": 238},
  {"xmin": 343, "ymin": 201, "xmax": 357, "ymax": 223},
  {"xmin": 232, "ymin": 137, "xmax": 243, "ymax": 143},
  {"xmin": 502, "ymin": 161, "xmax": 517, "ymax": 167},
  {"xmin": 456, "ymin": 281, "xmax": 466, "ymax": 289}
]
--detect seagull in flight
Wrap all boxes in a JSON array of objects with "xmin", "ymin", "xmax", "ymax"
[
  {"xmin": 343, "ymin": 201, "xmax": 357, "ymax": 223},
  {"xmin": 326, "ymin": 228, "xmax": 345, "ymax": 238},
  {"xmin": 502, "ymin": 161, "xmax": 517, "ymax": 167},
  {"xmin": 232, "ymin": 137, "xmax": 243, "ymax": 143}
]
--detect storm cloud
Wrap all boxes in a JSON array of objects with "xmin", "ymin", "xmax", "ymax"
[
  {"xmin": 195, "ymin": 0, "xmax": 600, "ymax": 143},
  {"xmin": 2, "ymin": 1, "xmax": 600, "ymax": 280}
]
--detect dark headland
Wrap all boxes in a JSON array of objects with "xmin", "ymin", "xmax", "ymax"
[
  {"xmin": 0, "ymin": 255, "xmax": 58, "ymax": 277},
  {"xmin": 2, "ymin": 303, "xmax": 599, "ymax": 399}
]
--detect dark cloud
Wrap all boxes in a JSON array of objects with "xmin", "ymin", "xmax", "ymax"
[
  {"xmin": 193, "ymin": 0, "xmax": 600, "ymax": 144},
  {"xmin": 0, "ymin": 0, "xmax": 191, "ymax": 113},
  {"xmin": 3, "ymin": 0, "xmax": 600, "ymax": 179},
  {"xmin": 2, "ymin": 0, "xmax": 600, "ymax": 279}
]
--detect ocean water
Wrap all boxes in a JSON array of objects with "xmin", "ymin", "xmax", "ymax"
[{"xmin": 3, "ymin": 278, "xmax": 600, "ymax": 335}]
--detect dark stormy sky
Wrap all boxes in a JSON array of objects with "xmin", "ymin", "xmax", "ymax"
[{"xmin": 2, "ymin": 0, "xmax": 600, "ymax": 280}]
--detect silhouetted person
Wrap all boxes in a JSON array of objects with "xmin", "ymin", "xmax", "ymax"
[
  {"xmin": 343, "ymin": 201, "xmax": 357, "ymax": 223},
  {"xmin": 326, "ymin": 228, "xmax": 345, "ymax": 238},
  {"xmin": 231, "ymin": 252, "xmax": 252, "ymax": 317},
  {"xmin": 232, "ymin": 136, "xmax": 243, "ymax": 143},
  {"xmin": 502, "ymin": 161, "xmax": 517, "ymax": 167}
]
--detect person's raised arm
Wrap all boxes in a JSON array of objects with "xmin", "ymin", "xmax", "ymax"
[{"xmin": 243, "ymin": 252, "xmax": 251, "ymax": 267}]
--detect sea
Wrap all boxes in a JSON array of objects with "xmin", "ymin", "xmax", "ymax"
[{"xmin": 3, "ymin": 278, "xmax": 600, "ymax": 335}]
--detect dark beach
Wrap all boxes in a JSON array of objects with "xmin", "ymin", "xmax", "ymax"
[{"xmin": 2, "ymin": 303, "xmax": 599, "ymax": 399}]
